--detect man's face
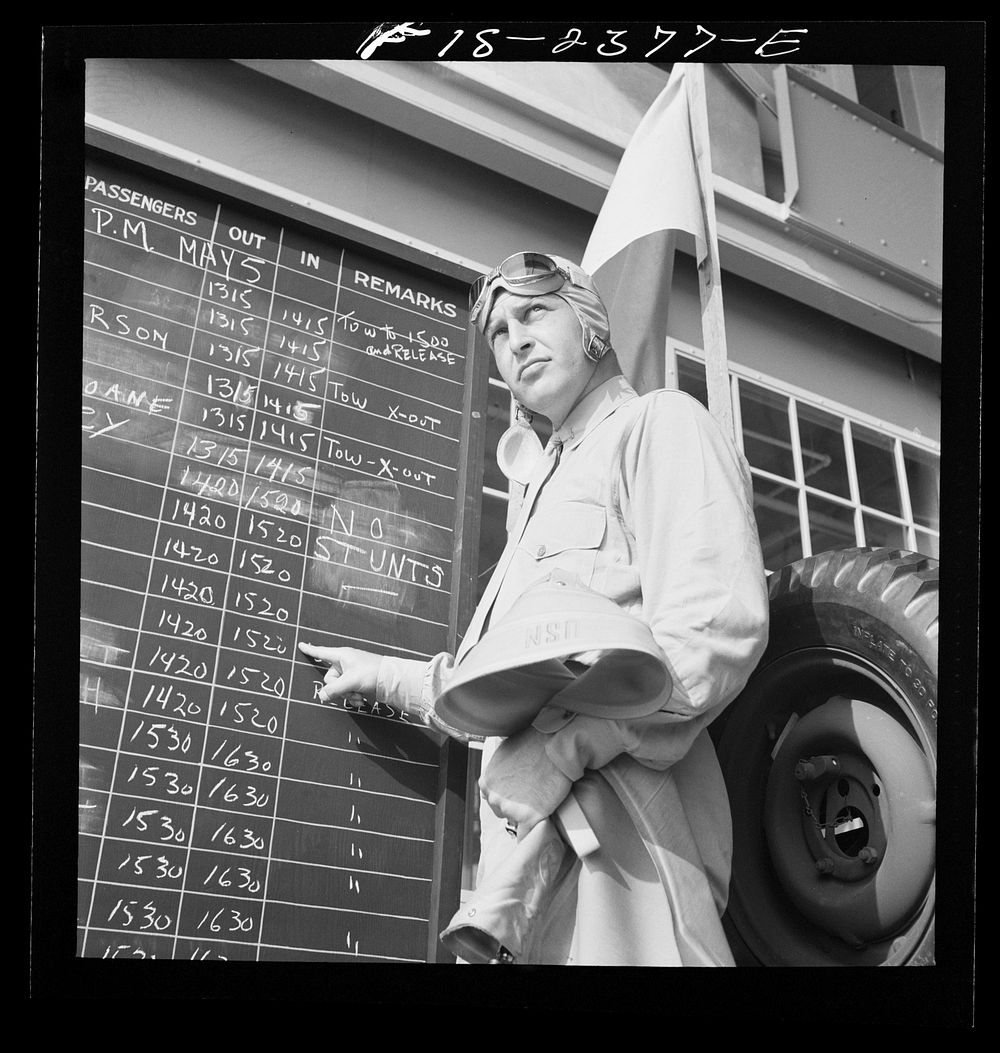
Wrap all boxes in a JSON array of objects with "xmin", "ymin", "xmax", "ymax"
[{"xmin": 484, "ymin": 291, "xmax": 592, "ymax": 427}]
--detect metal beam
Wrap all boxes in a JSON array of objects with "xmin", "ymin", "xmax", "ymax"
[{"xmin": 232, "ymin": 59, "xmax": 941, "ymax": 361}]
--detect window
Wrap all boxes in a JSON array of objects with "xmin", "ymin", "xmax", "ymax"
[
  {"xmin": 479, "ymin": 349, "xmax": 940, "ymax": 583},
  {"xmin": 480, "ymin": 371, "xmax": 515, "ymax": 603},
  {"xmin": 852, "ymin": 65, "xmax": 905, "ymax": 129},
  {"xmin": 479, "ymin": 357, "xmax": 552, "ymax": 602},
  {"xmin": 675, "ymin": 347, "xmax": 940, "ymax": 569}
]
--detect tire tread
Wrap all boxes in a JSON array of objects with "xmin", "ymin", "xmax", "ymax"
[{"xmin": 770, "ymin": 547, "xmax": 939, "ymax": 650}]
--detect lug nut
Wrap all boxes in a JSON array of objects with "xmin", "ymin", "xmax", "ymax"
[
  {"xmin": 858, "ymin": 847, "xmax": 879, "ymax": 864},
  {"xmin": 815, "ymin": 857, "xmax": 835, "ymax": 874},
  {"xmin": 795, "ymin": 755, "xmax": 841, "ymax": 781}
]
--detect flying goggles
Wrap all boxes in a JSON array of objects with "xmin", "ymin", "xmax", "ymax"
[{"xmin": 468, "ymin": 252, "xmax": 573, "ymax": 329}]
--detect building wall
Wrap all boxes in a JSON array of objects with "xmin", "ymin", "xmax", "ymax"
[
  {"xmin": 85, "ymin": 58, "xmax": 589, "ymax": 269},
  {"xmin": 85, "ymin": 57, "xmax": 940, "ymax": 443},
  {"xmin": 896, "ymin": 65, "xmax": 946, "ymax": 150},
  {"xmin": 667, "ymin": 257, "xmax": 941, "ymax": 440}
]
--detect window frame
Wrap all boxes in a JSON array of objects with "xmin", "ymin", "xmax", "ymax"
[{"xmin": 668, "ymin": 338, "xmax": 940, "ymax": 562}]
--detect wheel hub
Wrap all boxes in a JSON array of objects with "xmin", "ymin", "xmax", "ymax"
[
  {"xmin": 795, "ymin": 751, "xmax": 887, "ymax": 883},
  {"xmin": 764, "ymin": 695, "xmax": 935, "ymax": 948}
]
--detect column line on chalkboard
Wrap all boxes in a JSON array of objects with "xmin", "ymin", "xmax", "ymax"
[
  {"xmin": 83, "ymin": 462, "xmax": 456, "ymax": 539},
  {"xmin": 256, "ymin": 242, "xmax": 337, "ymax": 961},
  {"xmin": 275, "ymin": 220, "xmax": 455, "ymax": 955},
  {"xmin": 84, "ymin": 200, "xmax": 466, "ymax": 338},
  {"xmin": 81, "ymin": 201, "xmax": 226, "ymax": 961},
  {"xmin": 257, "ymin": 241, "xmax": 368, "ymax": 964},
  {"xmin": 227, "ymin": 228, "xmax": 301, "ymax": 964},
  {"xmin": 171, "ymin": 220, "xmax": 288, "ymax": 962}
]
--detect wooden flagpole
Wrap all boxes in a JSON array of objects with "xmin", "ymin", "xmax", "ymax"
[{"xmin": 684, "ymin": 64, "xmax": 736, "ymax": 442}]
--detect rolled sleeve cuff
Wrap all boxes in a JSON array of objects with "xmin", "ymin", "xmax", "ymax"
[
  {"xmin": 377, "ymin": 654, "xmax": 482, "ymax": 743},
  {"xmin": 376, "ymin": 655, "xmax": 431, "ymax": 721}
]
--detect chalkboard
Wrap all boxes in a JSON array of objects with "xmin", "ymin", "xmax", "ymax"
[{"xmin": 77, "ymin": 151, "xmax": 482, "ymax": 962}]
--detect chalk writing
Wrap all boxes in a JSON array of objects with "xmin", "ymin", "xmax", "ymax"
[{"xmin": 80, "ymin": 152, "xmax": 465, "ymax": 962}]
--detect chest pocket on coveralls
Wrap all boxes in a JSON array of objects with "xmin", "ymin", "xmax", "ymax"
[{"xmin": 517, "ymin": 501, "xmax": 606, "ymax": 587}]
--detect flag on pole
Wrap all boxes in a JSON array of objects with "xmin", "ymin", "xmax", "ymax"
[{"xmin": 582, "ymin": 64, "xmax": 710, "ymax": 398}]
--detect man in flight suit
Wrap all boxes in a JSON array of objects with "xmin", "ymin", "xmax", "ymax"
[{"xmin": 300, "ymin": 252, "xmax": 769, "ymax": 965}]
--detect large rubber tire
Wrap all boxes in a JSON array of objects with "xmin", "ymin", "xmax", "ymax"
[{"xmin": 712, "ymin": 547, "xmax": 938, "ymax": 967}]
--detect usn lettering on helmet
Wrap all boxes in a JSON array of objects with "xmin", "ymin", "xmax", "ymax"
[
  {"xmin": 353, "ymin": 270, "xmax": 458, "ymax": 319},
  {"xmin": 523, "ymin": 619, "xmax": 580, "ymax": 649}
]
